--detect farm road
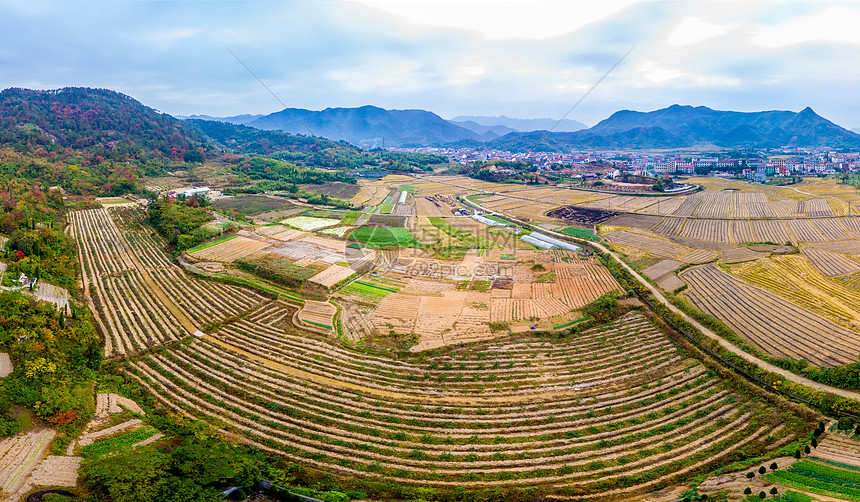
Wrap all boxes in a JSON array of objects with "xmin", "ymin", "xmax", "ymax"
[{"xmin": 435, "ymin": 174, "xmax": 860, "ymax": 404}]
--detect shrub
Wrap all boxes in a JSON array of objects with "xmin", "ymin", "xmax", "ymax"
[
  {"xmin": 759, "ymin": 465, "xmax": 766, "ymax": 474},
  {"xmin": 744, "ymin": 487, "xmax": 752, "ymax": 495},
  {"xmin": 582, "ymin": 292, "xmax": 619, "ymax": 322},
  {"xmin": 804, "ymin": 445, "xmax": 811, "ymax": 454},
  {"xmin": 770, "ymin": 487, "xmax": 778, "ymax": 495},
  {"xmin": 811, "ymin": 437, "xmax": 818, "ymax": 448},
  {"xmin": 230, "ymin": 488, "xmax": 247, "ymax": 500},
  {"xmin": 770, "ymin": 462, "xmax": 778, "ymax": 470},
  {"xmin": 794, "ymin": 449, "xmax": 801, "ymax": 459},
  {"xmin": 746, "ymin": 472, "xmax": 755, "ymax": 479},
  {"xmin": 758, "ymin": 492, "xmax": 766, "ymax": 500}
]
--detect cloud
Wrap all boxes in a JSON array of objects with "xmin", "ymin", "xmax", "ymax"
[
  {"xmin": 752, "ymin": 5, "xmax": 860, "ymax": 47},
  {"xmin": 348, "ymin": 0, "xmax": 643, "ymax": 40},
  {"xmin": 666, "ymin": 17, "xmax": 740, "ymax": 47},
  {"xmin": 1, "ymin": 0, "xmax": 860, "ymax": 127}
]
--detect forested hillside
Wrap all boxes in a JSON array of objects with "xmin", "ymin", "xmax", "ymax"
[{"xmin": 0, "ymin": 87, "xmax": 207, "ymax": 160}]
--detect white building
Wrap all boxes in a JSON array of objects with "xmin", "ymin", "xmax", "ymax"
[{"xmin": 181, "ymin": 187, "xmax": 210, "ymax": 198}]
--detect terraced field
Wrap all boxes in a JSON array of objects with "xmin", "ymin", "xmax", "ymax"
[
  {"xmin": 69, "ymin": 206, "xmax": 268, "ymax": 356},
  {"xmin": 61, "ymin": 177, "xmax": 825, "ymax": 499},
  {"xmin": 681, "ymin": 264, "xmax": 860, "ymax": 366},
  {"xmin": 730, "ymin": 255, "xmax": 860, "ymax": 330},
  {"xmin": 125, "ymin": 311, "xmax": 802, "ymax": 496}
]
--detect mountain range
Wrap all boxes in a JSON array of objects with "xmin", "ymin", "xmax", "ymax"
[
  {"xmin": 185, "ymin": 103, "xmax": 860, "ymax": 151},
  {"xmin": 180, "ymin": 108, "xmax": 588, "ymax": 147},
  {"xmin": 3, "ymin": 87, "xmax": 859, "ymax": 154},
  {"xmin": 486, "ymin": 104, "xmax": 860, "ymax": 151},
  {"xmin": 242, "ymin": 105, "xmax": 477, "ymax": 148}
]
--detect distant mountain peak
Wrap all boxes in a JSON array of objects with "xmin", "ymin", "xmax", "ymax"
[
  {"xmin": 488, "ymin": 104, "xmax": 860, "ymax": 151},
  {"xmin": 246, "ymin": 105, "xmax": 479, "ymax": 148}
]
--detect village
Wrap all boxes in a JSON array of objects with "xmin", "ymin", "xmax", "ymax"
[{"xmin": 391, "ymin": 144, "xmax": 860, "ymax": 181}]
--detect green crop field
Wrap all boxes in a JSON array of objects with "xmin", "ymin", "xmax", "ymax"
[
  {"xmin": 341, "ymin": 210, "xmax": 361, "ymax": 225},
  {"xmin": 482, "ymin": 214, "xmax": 516, "ymax": 226},
  {"xmin": 349, "ymin": 226, "xmax": 420, "ymax": 248},
  {"xmin": 428, "ymin": 217, "xmax": 500, "ymax": 249},
  {"xmin": 765, "ymin": 461, "xmax": 860, "ymax": 501},
  {"xmin": 82, "ymin": 426, "xmax": 158, "ymax": 458},
  {"xmin": 561, "ymin": 227, "xmax": 599, "ymax": 241},
  {"xmin": 342, "ymin": 281, "xmax": 397, "ymax": 301}
]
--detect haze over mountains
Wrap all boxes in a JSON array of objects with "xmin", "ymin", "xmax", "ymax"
[
  {"xmin": 179, "ymin": 108, "xmax": 589, "ymax": 147},
  {"xmin": 450, "ymin": 115, "xmax": 588, "ymax": 133}
]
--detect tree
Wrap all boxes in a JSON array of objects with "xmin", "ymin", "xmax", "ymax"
[
  {"xmin": 794, "ymin": 449, "xmax": 801, "ymax": 459},
  {"xmin": 770, "ymin": 462, "xmax": 778, "ymax": 470},
  {"xmin": 81, "ymin": 447, "xmax": 171, "ymax": 502},
  {"xmin": 172, "ymin": 440, "xmax": 260, "ymax": 487},
  {"xmin": 744, "ymin": 487, "xmax": 752, "ymax": 495},
  {"xmin": 805, "ymin": 445, "xmax": 811, "ymax": 454},
  {"xmin": 758, "ymin": 466, "xmax": 766, "ymax": 474},
  {"xmin": 770, "ymin": 487, "xmax": 778, "ymax": 495},
  {"xmin": 746, "ymin": 472, "xmax": 755, "ymax": 479},
  {"xmin": 758, "ymin": 492, "xmax": 766, "ymax": 500},
  {"xmin": 582, "ymin": 293, "xmax": 619, "ymax": 322},
  {"xmin": 158, "ymin": 477, "xmax": 222, "ymax": 502}
]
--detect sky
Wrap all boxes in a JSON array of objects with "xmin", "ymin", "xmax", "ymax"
[{"xmin": 2, "ymin": 0, "xmax": 860, "ymax": 127}]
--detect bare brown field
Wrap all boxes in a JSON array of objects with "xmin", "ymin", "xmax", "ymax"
[
  {"xmin": 0, "ymin": 353, "xmax": 12, "ymax": 378},
  {"xmin": 297, "ymin": 300, "xmax": 337, "ymax": 330},
  {"xmin": 642, "ymin": 260, "xmax": 684, "ymax": 291},
  {"xmin": 360, "ymin": 253, "xmax": 620, "ymax": 349},
  {"xmin": 749, "ymin": 220, "xmax": 792, "ymax": 244},
  {"xmin": 190, "ymin": 236, "xmax": 270, "ymax": 262},
  {"xmin": 678, "ymin": 249, "xmax": 718, "ymax": 264},
  {"xmin": 652, "ymin": 217, "xmax": 685, "ymax": 237},
  {"xmin": 637, "ymin": 197, "xmax": 685, "ymax": 215},
  {"xmin": 785, "ymin": 219, "xmax": 827, "ymax": 243},
  {"xmin": 605, "ymin": 230, "xmax": 691, "ymax": 259},
  {"xmin": 801, "ymin": 247, "xmax": 860, "ymax": 277},
  {"xmin": 720, "ymin": 247, "xmax": 768, "ymax": 264},
  {"xmin": 609, "ymin": 213, "xmax": 663, "ymax": 229},
  {"xmin": 731, "ymin": 220, "xmax": 756, "ymax": 244},
  {"xmin": 679, "ymin": 219, "xmax": 732, "ymax": 244},
  {"xmin": 415, "ymin": 196, "xmax": 450, "ymax": 217},
  {"xmin": 813, "ymin": 218, "xmax": 852, "ymax": 241},
  {"xmin": 308, "ymin": 264, "xmax": 355, "ymax": 288},
  {"xmin": 809, "ymin": 239, "xmax": 860, "ymax": 255},
  {"xmin": 804, "ymin": 198, "xmax": 834, "ymax": 217}
]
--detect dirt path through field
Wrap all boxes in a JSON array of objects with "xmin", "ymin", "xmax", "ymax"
[{"xmin": 452, "ymin": 182, "xmax": 860, "ymax": 404}]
